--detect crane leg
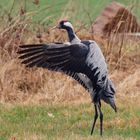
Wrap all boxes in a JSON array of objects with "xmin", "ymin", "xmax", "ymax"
[
  {"xmin": 90, "ymin": 104, "xmax": 98, "ymax": 135},
  {"xmin": 98, "ymin": 101, "xmax": 103, "ymax": 136}
]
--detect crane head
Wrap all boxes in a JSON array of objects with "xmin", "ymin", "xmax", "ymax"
[{"xmin": 52, "ymin": 20, "xmax": 74, "ymax": 30}]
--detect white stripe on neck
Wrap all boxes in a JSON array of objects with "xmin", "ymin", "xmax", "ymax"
[{"xmin": 71, "ymin": 35, "xmax": 81, "ymax": 44}]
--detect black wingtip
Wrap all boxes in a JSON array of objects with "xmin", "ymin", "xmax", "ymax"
[
  {"xmin": 115, "ymin": 107, "xmax": 117, "ymax": 113},
  {"xmin": 17, "ymin": 50, "xmax": 21, "ymax": 54},
  {"xmin": 19, "ymin": 44, "xmax": 44, "ymax": 48},
  {"xmin": 114, "ymin": 104, "xmax": 117, "ymax": 113}
]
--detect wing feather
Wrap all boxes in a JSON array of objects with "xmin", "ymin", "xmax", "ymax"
[
  {"xmin": 18, "ymin": 43, "xmax": 89, "ymax": 73},
  {"xmin": 18, "ymin": 43, "xmax": 95, "ymax": 92}
]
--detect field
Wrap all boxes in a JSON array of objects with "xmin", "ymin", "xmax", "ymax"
[
  {"xmin": 1, "ymin": 103, "xmax": 140, "ymax": 140},
  {"xmin": 0, "ymin": 0, "xmax": 140, "ymax": 140}
]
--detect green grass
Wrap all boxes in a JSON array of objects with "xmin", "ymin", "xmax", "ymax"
[
  {"xmin": 0, "ymin": 103, "xmax": 140, "ymax": 140},
  {"xmin": 0, "ymin": 0, "xmax": 139, "ymax": 27}
]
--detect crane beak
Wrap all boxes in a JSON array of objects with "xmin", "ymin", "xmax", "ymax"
[{"xmin": 51, "ymin": 25, "xmax": 60, "ymax": 30}]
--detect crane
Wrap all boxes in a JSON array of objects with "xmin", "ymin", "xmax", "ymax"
[{"xmin": 18, "ymin": 20, "xmax": 117, "ymax": 136}]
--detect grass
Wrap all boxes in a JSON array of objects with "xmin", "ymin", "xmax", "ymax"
[
  {"xmin": 0, "ymin": 0, "xmax": 139, "ymax": 139},
  {"xmin": 0, "ymin": 102, "xmax": 140, "ymax": 140},
  {"xmin": 0, "ymin": 0, "xmax": 139, "ymax": 26}
]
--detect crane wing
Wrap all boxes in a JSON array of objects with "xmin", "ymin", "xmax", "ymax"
[
  {"xmin": 18, "ymin": 43, "xmax": 89, "ymax": 74},
  {"xmin": 18, "ymin": 43, "xmax": 93, "ymax": 92}
]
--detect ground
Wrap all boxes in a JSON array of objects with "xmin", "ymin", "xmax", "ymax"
[{"xmin": 0, "ymin": 0, "xmax": 140, "ymax": 139}]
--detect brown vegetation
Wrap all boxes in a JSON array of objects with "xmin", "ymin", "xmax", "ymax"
[
  {"xmin": 0, "ymin": 10, "xmax": 139, "ymax": 106},
  {"xmin": 92, "ymin": 2, "xmax": 140, "ymax": 38}
]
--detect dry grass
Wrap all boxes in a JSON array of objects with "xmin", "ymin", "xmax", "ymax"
[
  {"xmin": 0, "ymin": 3, "xmax": 139, "ymax": 106},
  {"xmin": 0, "ymin": 29, "xmax": 139, "ymax": 106}
]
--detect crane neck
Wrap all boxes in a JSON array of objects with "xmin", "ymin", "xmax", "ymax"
[{"xmin": 66, "ymin": 27, "xmax": 81, "ymax": 43}]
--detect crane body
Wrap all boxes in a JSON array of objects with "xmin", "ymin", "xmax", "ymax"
[{"xmin": 18, "ymin": 20, "xmax": 117, "ymax": 136}]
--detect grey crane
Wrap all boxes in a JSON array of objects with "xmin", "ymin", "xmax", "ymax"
[{"xmin": 18, "ymin": 20, "xmax": 117, "ymax": 136}]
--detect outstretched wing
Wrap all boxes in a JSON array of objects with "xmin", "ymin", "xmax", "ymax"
[
  {"xmin": 18, "ymin": 43, "xmax": 89, "ymax": 73},
  {"xmin": 18, "ymin": 43, "xmax": 92, "ymax": 92}
]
